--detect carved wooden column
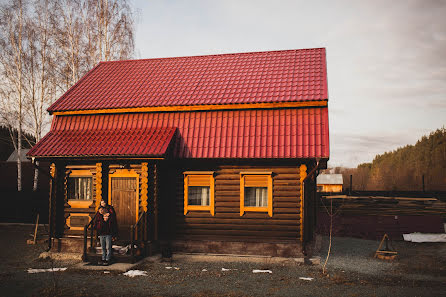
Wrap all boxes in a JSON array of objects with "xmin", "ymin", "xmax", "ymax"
[
  {"xmin": 95, "ymin": 163, "xmax": 102, "ymax": 211},
  {"xmin": 141, "ymin": 162, "xmax": 149, "ymax": 242},
  {"xmin": 48, "ymin": 163, "xmax": 56, "ymax": 248},
  {"xmin": 141, "ymin": 162, "xmax": 149, "ymax": 212},
  {"xmin": 153, "ymin": 163, "xmax": 159, "ymax": 241},
  {"xmin": 299, "ymin": 164, "xmax": 307, "ymax": 242}
]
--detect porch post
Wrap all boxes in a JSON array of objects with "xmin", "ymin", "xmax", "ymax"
[
  {"xmin": 141, "ymin": 162, "xmax": 149, "ymax": 242},
  {"xmin": 48, "ymin": 163, "xmax": 56, "ymax": 250},
  {"xmin": 153, "ymin": 163, "xmax": 159, "ymax": 241}
]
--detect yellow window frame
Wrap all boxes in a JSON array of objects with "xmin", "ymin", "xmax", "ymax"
[
  {"xmin": 240, "ymin": 172, "xmax": 273, "ymax": 217},
  {"xmin": 67, "ymin": 170, "xmax": 94, "ymax": 208},
  {"xmin": 184, "ymin": 171, "xmax": 215, "ymax": 216}
]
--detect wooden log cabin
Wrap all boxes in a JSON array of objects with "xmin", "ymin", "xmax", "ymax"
[{"xmin": 27, "ymin": 48, "xmax": 330, "ymax": 261}]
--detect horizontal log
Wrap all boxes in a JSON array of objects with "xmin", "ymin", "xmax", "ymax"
[
  {"xmin": 174, "ymin": 234, "xmax": 302, "ymax": 243},
  {"xmin": 180, "ymin": 217, "xmax": 300, "ymax": 226},
  {"xmin": 215, "ymin": 178, "xmax": 240, "ymax": 186},
  {"xmin": 273, "ymin": 184, "xmax": 300, "ymax": 190},
  {"xmin": 272, "ymin": 190, "xmax": 300, "ymax": 197},
  {"xmin": 274, "ymin": 174, "xmax": 300, "ymax": 180},
  {"xmin": 214, "ymin": 174, "xmax": 241, "ymax": 181},
  {"xmin": 176, "ymin": 228, "xmax": 299, "ymax": 238},
  {"xmin": 273, "ymin": 202, "xmax": 300, "ymax": 208},
  {"xmin": 212, "ymin": 201, "xmax": 300, "ymax": 209},
  {"xmin": 218, "ymin": 167, "xmax": 300, "ymax": 174},
  {"xmin": 215, "ymin": 185, "xmax": 240, "ymax": 191},
  {"xmin": 273, "ymin": 181, "xmax": 300, "ymax": 186},
  {"xmin": 215, "ymin": 190, "xmax": 241, "ymax": 196},
  {"xmin": 175, "ymin": 223, "xmax": 299, "ymax": 232}
]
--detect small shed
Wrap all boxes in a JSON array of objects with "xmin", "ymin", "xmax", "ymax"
[
  {"xmin": 7, "ymin": 149, "xmax": 30, "ymax": 162},
  {"xmin": 317, "ymin": 174, "xmax": 343, "ymax": 192}
]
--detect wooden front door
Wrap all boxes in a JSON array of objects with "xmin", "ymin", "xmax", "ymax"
[{"xmin": 110, "ymin": 176, "xmax": 138, "ymax": 240}]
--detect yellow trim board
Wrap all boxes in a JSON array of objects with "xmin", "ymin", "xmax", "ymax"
[
  {"xmin": 52, "ymin": 100, "xmax": 328, "ymax": 115},
  {"xmin": 68, "ymin": 200, "xmax": 94, "ymax": 208},
  {"xmin": 66, "ymin": 213, "xmax": 91, "ymax": 231}
]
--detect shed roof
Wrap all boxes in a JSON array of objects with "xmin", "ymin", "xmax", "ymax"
[
  {"xmin": 7, "ymin": 149, "xmax": 30, "ymax": 162},
  {"xmin": 317, "ymin": 174, "xmax": 343, "ymax": 185},
  {"xmin": 48, "ymin": 48, "xmax": 328, "ymax": 112}
]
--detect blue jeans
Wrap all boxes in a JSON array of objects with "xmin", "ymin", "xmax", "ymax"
[{"xmin": 99, "ymin": 235, "xmax": 112, "ymax": 261}]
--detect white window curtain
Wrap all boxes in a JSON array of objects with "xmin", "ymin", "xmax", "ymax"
[
  {"xmin": 189, "ymin": 186, "xmax": 210, "ymax": 206},
  {"xmin": 201, "ymin": 187, "xmax": 209, "ymax": 206},
  {"xmin": 256, "ymin": 187, "xmax": 267, "ymax": 207},
  {"xmin": 245, "ymin": 187, "xmax": 268, "ymax": 207},
  {"xmin": 70, "ymin": 177, "xmax": 92, "ymax": 200}
]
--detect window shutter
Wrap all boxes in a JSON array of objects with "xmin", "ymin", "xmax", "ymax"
[
  {"xmin": 188, "ymin": 175, "xmax": 211, "ymax": 186},
  {"xmin": 244, "ymin": 175, "xmax": 269, "ymax": 187}
]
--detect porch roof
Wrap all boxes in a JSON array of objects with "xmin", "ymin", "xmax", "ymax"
[{"xmin": 27, "ymin": 127, "xmax": 176, "ymax": 158}]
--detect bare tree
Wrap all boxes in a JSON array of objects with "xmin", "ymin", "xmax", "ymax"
[
  {"xmin": 22, "ymin": 0, "xmax": 55, "ymax": 190},
  {"xmin": 0, "ymin": 0, "xmax": 135, "ymax": 191},
  {"xmin": 0, "ymin": 0, "xmax": 27, "ymax": 191}
]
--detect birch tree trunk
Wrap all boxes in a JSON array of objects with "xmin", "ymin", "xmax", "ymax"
[{"xmin": 0, "ymin": 0, "xmax": 26, "ymax": 191}]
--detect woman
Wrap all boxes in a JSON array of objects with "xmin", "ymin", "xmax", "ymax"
[{"xmin": 94, "ymin": 198, "xmax": 118, "ymax": 265}]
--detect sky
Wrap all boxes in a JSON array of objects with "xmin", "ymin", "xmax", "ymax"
[{"xmin": 133, "ymin": 0, "xmax": 446, "ymax": 168}]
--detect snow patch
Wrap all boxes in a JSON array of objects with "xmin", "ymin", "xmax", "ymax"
[
  {"xmin": 253, "ymin": 269, "xmax": 272, "ymax": 274},
  {"xmin": 27, "ymin": 268, "xmax": 67, "ymax": 274},
  {"xmin": 123, "ymin": 270, "xmax": 147, "ymax": 277},
  {"xmin": 403, "ymin": 233, "xmax": 446, "ymax": 243}
]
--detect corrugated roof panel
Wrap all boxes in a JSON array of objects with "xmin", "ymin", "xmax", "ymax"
[
  {"xmin": 27, "ymin": 127, "xmax": 176, "ymax": 158},
  {"xmin": 48, "ymin": 48, "xmax": 328, "ymax": 112},
  {"xmin": 29, "ymin": 107, "xmax": 329, "ymax": 159}
]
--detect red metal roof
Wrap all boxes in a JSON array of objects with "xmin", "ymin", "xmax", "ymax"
[
  {"xmin": 29, "ymin": 108, "xmax": 329, "ymax": 158},
  {"xmin": 48, "ymin": 48, "xmax": 328, "ymax": 112},
  {"xmin": 27, "ymin": 127, "xmax": 176, "ymax": 157}
]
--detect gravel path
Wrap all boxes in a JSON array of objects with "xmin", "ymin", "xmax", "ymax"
[{"xmin": 0, "ymin": 225, "xmax": 445, "ymax": 297}]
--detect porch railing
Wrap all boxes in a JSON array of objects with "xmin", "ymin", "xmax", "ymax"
[
  {"xmin": 130, "ymin": 211, "xmax": 147, "ymax": 263},
  {"xmin": 82, "ymin": 213, "xmax": 98, "ymax": 262}
]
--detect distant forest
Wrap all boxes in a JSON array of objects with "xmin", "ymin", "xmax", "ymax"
[{"xmin": 335, "ymin": 128, "xmax": 446, "ymax": 191}]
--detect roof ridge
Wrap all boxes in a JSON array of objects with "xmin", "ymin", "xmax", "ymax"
[{"xmin": 98, "ymin": 47, "xmax": 326, "ymax": 64}]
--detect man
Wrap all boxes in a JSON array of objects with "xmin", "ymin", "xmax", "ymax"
[{"xmin": 94, "ymin": 198, "xmax": 118, "ymax": 265}]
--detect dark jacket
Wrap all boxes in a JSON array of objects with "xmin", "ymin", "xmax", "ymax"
[{"xmin": 94, "ymin": 205, "xmax": 118, "ymax": 236}]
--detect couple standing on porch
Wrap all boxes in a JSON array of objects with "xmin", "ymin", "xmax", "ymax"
[{"xmin": 93, "ymin": 198, "xmax": 118, "ymax": 266}]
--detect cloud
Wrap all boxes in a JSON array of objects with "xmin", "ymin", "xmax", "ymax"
[{"xmin": 134, "ymin": 0, "xmax": 446, "ymax": 167}]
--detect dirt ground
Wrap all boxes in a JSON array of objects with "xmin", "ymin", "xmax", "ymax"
[{"xmin": 0, "ymin": 225, "xmax": 445, "ymax": 297}]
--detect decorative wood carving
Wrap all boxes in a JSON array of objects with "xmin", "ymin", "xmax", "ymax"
[
  {"xmin": 50, "ymin": 163, "xmax": 56, "ymax": 178},
  {"xmin": 95, "ymin": 163, "xmax": 102, "ymax": 211},
  {"xmin": 141, "ymin": 162, "xmax": 149, "ymax": 212}
]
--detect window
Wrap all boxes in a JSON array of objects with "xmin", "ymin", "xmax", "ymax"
[
  {"xmin": 240, "ymin": 172, "xmax": 273, "ymax": 217},
  {"xmin": 184, "ymin": 172, "xmax": 215, "ymax": 215},
  {"xmin": 68, "ymin": 176, "xmax": 93, "ymax": 200}
]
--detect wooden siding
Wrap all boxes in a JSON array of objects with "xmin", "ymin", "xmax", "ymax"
[{"xmin": 170, "ymin": 165, "xmax": 303, "ymax": 242}]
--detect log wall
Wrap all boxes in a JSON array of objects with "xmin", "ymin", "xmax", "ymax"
[{"xmin": 163, "ymin": 163, "xmax": 305, "ymax": 243}]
